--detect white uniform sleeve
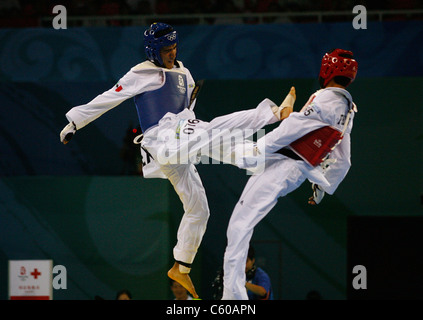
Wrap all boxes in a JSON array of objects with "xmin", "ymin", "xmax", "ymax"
[
  {"xmin": 257, "ymin": 103, "xmax": 326, "ymax": 154},
  {"xmin": 65, "ymin": 66, "xmax": 163, "ymax": 129},
  {"xmin": 316, "ymin": 90, "xmax": 354, "ymax": 194},
  {"xmin": 321, "ymin": 133, "xmax": 351, "ymax": 194}
]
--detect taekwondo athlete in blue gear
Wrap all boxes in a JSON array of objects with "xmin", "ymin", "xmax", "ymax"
[
  {"xmin": 135, "ymin": 23, "xmax": 188, "ymax": 133},
  {"xmin": 60, "ymin": 22, "xmax": 294, "ymax": 299},
  {"xmin": 134, "ymin": 70, "xmax": 188, "ymax": 132}
]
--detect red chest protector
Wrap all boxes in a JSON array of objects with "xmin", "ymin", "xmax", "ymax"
[
  {"xmin": 289, "ymin": 126, "xmax": 343, "ymax": 167},
  {"xmin": 288, "ymin": 90, "xmax": 354, "ymax": 167}
]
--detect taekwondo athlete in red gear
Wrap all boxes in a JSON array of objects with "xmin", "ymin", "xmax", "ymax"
[
  {"xmin": 59, "ymin": 22, "xmax": 296, "ymax": 298},
  {"xmin": 222, "ymin": 49, "xmax": 358, "ymax": 300}
]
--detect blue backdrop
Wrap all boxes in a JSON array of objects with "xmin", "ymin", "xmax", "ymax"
[{"xmin": 0, "ymin": 21, "xmax": 422, "ymax": 83}]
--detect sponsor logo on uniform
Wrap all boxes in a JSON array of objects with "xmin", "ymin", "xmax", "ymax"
[
  {"xmin": 177, "ymin": 75, "xmax": 186, "ymax": 94},
  {"xmin": 313, "ymin": 139, "xmax": 322, "ymax": 148}
]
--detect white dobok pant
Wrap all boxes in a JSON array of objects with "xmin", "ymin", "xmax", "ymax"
[
  {"xmin": 222, "ymin": 156, "xmax": 317, "ymax": 300},
  {"xmin": 141, "ymin": 99, "xmax": 277, "ymax": 267}
]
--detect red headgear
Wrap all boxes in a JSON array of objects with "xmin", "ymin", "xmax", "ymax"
[{"xmin": 319, "ymin": 49, "xmax": 358, "ymax": 88}]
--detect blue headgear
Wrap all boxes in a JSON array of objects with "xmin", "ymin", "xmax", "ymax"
[{"xmin": 144, "ymin": 22, "xmax": 178, "ymax": 67}]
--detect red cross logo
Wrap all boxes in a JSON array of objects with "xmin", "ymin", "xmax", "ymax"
[{"xmin": 31, "ymin": 268, "xmax": 41, "ymax": 279}]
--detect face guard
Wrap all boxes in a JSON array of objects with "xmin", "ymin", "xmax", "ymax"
[
  {"xmin": 144, "ymin": 22, "xmax": 178, "ymax": 67},
  {"xmin": 319, "ymin": 49, "xmax": 358, "ymax": 88}
]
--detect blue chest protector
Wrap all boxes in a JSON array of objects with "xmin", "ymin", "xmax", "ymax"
[{"xmin": 134, "ymin": 71, "xmax": 188, "ymax": 132}]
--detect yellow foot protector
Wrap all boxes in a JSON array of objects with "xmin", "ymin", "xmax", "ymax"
[{"xmin": 168, "ymin": 262, "xmax": 199, "ymax": 299}]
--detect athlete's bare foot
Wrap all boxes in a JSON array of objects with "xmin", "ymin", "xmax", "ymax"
[{"xmin": 167, "ymin": 262, "xmax": 199, "ymax": 299}]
